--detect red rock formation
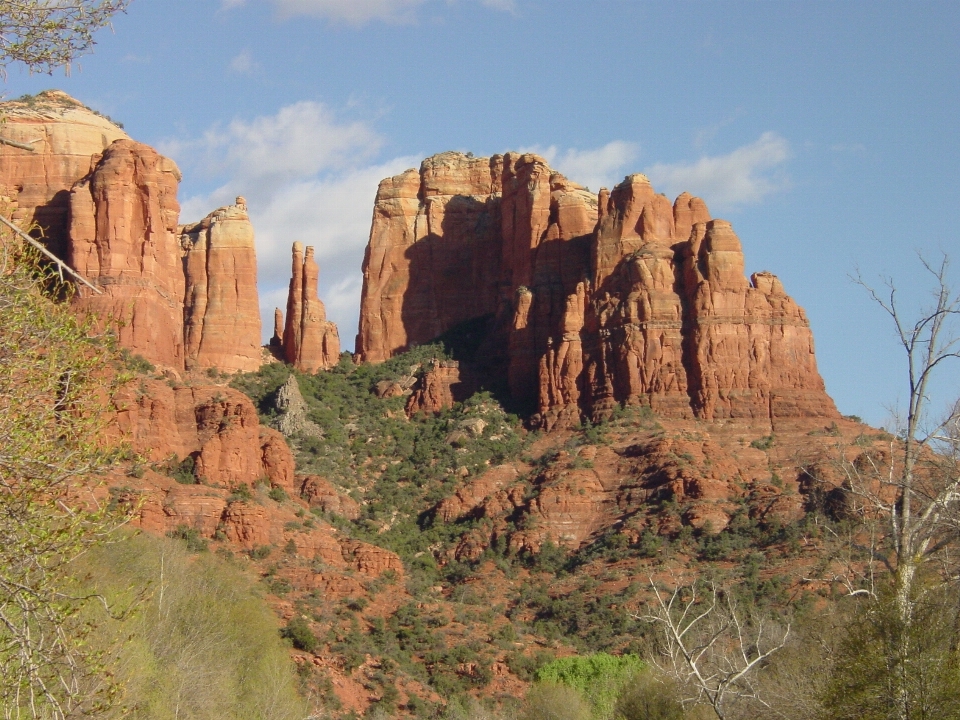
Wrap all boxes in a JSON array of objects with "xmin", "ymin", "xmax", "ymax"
[
  {"xmin": 112, "ymin": 378, "xmax": 294, "ymax": 491},
  {"xmin": 405, "ymin": 360, "xmax": 474, "ymax": 416},
  {"xmin": 357, "ymin": 153, "xmax": 838, "ymax": 427},
  {"xmin": 180, "ymin": 199, "xmax": 262, "ymax": 373},
  {"xmin": 299, "ymin": 475, "xmax": 361, "ymax": 520},
  {"xmin": 282, "ymin": 242, "xmax": 340, "ymax": 372},
  {"xmin": 68, "ymin": 139, "xmax": 185, "ymax": 369},
  {"xmin": 0, "ymin": 91, "xmax": 128, "ymax": 257}
]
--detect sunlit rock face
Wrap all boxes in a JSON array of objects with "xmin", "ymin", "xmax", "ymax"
[
  {"xmin": 357, "ymin": 152, "xmax": 838, "ymax": 427},
  {"xmin": 180, "ymin": 200, "xmax": 262, "ymax": 373}
]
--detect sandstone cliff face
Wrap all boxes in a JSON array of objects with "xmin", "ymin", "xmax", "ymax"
[
  {"xmin": 180, "ymin": 200, "xmax": 262, "ymax": 372},
  {"xmin": 68, "ymin": 139, "xmax": 186, "ymax": 369},
  {"xmin": 357, "ymin": 153, "xmax": 837, "ymax": 426},
  {"xmin": 112, "ymin": 379, "xmax": 294, "ymax": 491},
  {"xmin": 0, "ymin": 91, "xmax": 128, "ymax": 257},
  {"xmin": 280, "ymin": 242, "xmax": 340, "ymax": 372},
  {"xmin": 3, "ymin": 93, "xmax": 264, "ymax": 374}
]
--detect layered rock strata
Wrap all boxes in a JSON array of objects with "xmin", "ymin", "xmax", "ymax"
[
  {"xmin": 112, "ymin": 379, "xmax": 294, "ymax": 492},
  {"xmin": 280, "ymin": 242, "xmax": 340, "ymax": 372},
  {"xmin": 180, "ymin": 200, "xmax": 262, "ymax": 372},
  {"xmin": 357, "ymin": 152, "xmax": 837, "ymax": 426}
]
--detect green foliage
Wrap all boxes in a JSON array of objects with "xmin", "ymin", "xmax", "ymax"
[
  {"xmin": 534, "ymin": 653, "xmax": 645, "ymax": 720},
  {"xmin": 268, "ymin": 486, "xmax": 288, "ymax": 502},
  {"xmin": 167, "ymin": 454, "xmax": 197, "ymax": 485},
  {"xmin": 0, "ymin": 243, "xmax": 128, "ymax": 717},
  {"xmin": 77, "ymin": 532, "xmax": 308, "ymax": 719},
  {"xmin": 227, "ymin": 483, "xmax": 253, "ymax": 503},
  {"xmin": 750, "ymin": 435, "xmax": 775, "ymax": 450},
  {"xmin": 821, "ymin": 581, "xmax": 960, "ymax": 720},
  {"xmin": 282, "ymin": 616, "xmax": 319, "ymax": 653},
  {"xmin": 0, "ymin": 1, "xmax": 131, "ymax": 75},
  {"xmin": 614, "ymin": 672, "xmax": 684, "ymax": 720},
  {"xmin": 231, "ymin": 352, "xmax": 527, "ymax": 576},
  {"xmin": 166, "ymin": 524, "xmax": 209, "ymax": 553},
  {"xmin": 521, "ymin": 683, "xmax": 592, "ymax": 720}
]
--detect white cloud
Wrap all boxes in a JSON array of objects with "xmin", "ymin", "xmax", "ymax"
[
  {"xmin": 164, "ymin": 101, "xmax": 382, "ymax": 201},
  {"xmin": 644, "ymin": 132, "xmax": 791, "ymax": 210},
  {"xmin": 521, "ymin": 140, "xmax": 639, "ymax": 192},
  {"xmin": 229, "ymin": 49, "xmax": 258, "ymax": 75},
  {"xmin": 167, "ymin": 101, "xmax": 417, "ymax": 349},
  {"xmin": 222, "ymin": 0, "xmax": 516, "ymax": 24}
]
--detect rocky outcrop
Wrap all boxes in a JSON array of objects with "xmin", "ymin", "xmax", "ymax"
[
  {"xmin": 68, "ymin": 139, "xmax": 186, "ymax": 369},
  {"xmin": 281, "ymin": 242, "xmax": 340, "ymax": 372},
  {"xmin": 357, "ymin": 153, "xmax": 838, "ymax": 427},
  {"xmin": 299, "ymin": 475, "xmax": 361, "ymax": 520},
  {"xmin": 272, "ymin": 374, "xmax": 322, "ymax": 437},
  {"xmin": 0, "ymin": 91, "xmax": 128, "ymax": 257},
  {"xmin": 406, "ymin": 360, "xmax": 474, "ymax": 416},
  {"xmin": 112, "ymin": 378, "xmax": 294, "ymax": 492},
  {"xmin": 180, "ymin": 199, "xmax": 262, "ymax": 373}
]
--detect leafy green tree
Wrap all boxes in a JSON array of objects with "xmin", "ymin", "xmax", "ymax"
[
  {"xmin": 0, "ymin": 244, "xmax": 127, "ymax": 718},
  {"xmin": 535, "ymin": 653, "xmax": 645, "ymax": 720},
  {"xmin": 0, "ymin": 0, "xmax": 131, "ymax": 76},
  {"xmin": 821, "ymin": 579, "xmax": 960, "ymax": 720}
]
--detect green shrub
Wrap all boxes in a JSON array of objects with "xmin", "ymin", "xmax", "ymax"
[
  {"xmin": 535, "ymin": 653, "xmax": 645, "ymax": 720},
  {"xmin": 166, "ymin": 524, "xmax": 209, "ymax": 553},
  {"xmin": 75, "ymin": 532, "xmax": 307, "ymax": 719},
  {"xmin": 250, "ymin": 545, "xmax": 272, "ymax": 560},
  {"xmin": 521, "ymin": 683, "xmax": 591, "ymax": 720},
  {"xmin": 281, "ymin": 616, "xmax": 318, "ymax": 653},
  {"xmin": 614, "ymin": 672, "xmax": 684, "ymax": 720},
  {"xmin": 268, "ymin": 486, "xmax": 288, "ymax": 503}
]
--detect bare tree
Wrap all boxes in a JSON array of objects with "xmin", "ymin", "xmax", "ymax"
[
  {"xmin": 0, "ymin": 0, "xmax": 131, "ymax": 77},
  {"xmin": 843, "ymin": 257, "xmax": 960, "ymax": 611},
  {"xmin": 816, "ymin": 255, "xmax": 960, "ymax": 720},
  {"xmin": 637, "ymin": 578, "xmax": 790, "ymax": 720}
]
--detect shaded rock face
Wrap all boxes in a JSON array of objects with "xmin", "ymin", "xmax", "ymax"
[
  {"xmin": 180, "ymin": 201, "xmax": 262, "ymax": 372},
  {"xmin": 281, "ymin": 242, "xmax": 340, "ymax": 372},
  {"xmin": 68, "ymin": 139, "xmax": 186, "ymax": 369},
  {"xmin": 0, "ymin": 91, "xmax": 128, "ymax": 258},
  {"xmin": 357, "ymin": 152, "xmax": 837, "ymax": 427}
]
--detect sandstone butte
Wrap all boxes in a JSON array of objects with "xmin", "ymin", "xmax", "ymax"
[
  {"xmin": 277, "ymin": 241, "xmax": 341, "ymax": 372},
  {"xmin": 357, "ymin": 151, "xmax": 839, "ymax": 428},
  {"xmin": 0, "ymin": 91, "xmax": 264, "ymax": 374}
]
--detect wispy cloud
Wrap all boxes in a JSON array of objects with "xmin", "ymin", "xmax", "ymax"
[
  {"xmin": 165, "ymin": 102, "xmax": 416, "ymax": 348},
  {"xmin": 162, "ymin": 101, "xmax": 382, "ymax": 200},
  {"xmin": 645, "ymin": 132, "xmax": 791, "ymax": 210},
  {"xmin": 222, "ymin": 0, "xmax": 517, "ymax": 24},
  {"xmin": 229, "ymin": 49, "xmax": 259, "ymax": 75},
  {"xmin": 522, "ymin": 140, "xmax": 640, "ymax": 192}
]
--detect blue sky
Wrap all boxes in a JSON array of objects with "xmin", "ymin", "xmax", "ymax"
[{"xmin": 4, "ymin": 0, "xmax": 959, "ymax": 427}]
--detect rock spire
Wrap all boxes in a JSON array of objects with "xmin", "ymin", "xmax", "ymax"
[{"xmin": 280, "ymin": 242, "xmax": 340, "ymax": 372}]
